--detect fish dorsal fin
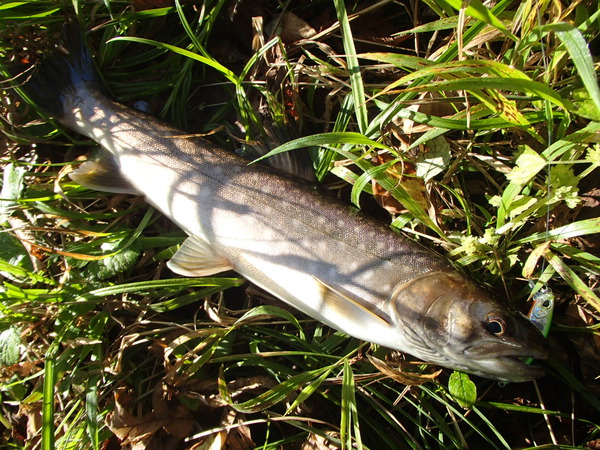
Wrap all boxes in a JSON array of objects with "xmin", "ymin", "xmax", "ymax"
[
  {"xmin": 70, "ymin": 154, "xmax": 141, "ymax": 195},
  {"xmin": 260, "ymin": 150, "xmax": 316, "ymax": 183},
  {"xmin": 167, "ymin": 235, "xmax": 234, "ymax": 277},
  {"xmin": 313, "ymin": 277, "xmax": 392, "ymax": 327}
]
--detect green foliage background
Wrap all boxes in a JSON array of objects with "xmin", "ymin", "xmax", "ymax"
[{"xmin": 0, "ymin": 0, "xmax": 599, "ymax": 448}]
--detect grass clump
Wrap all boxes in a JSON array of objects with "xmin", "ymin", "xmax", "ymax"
[{"xmin": 1, "ymin": 0, "xmax": 599, "ymax": 449}]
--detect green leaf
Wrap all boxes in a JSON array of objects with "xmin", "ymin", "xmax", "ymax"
[
  {"xmin": 86, "ymin": 238, "xmax": 141, "ymax": 280},
  {"xmin": 85, "ymin": 376, "xmax": 99, "ymax": 450},
  {"xmin": 75, "ymin": 277, "xmax": 243, "ymax": 302},
  {"xmin": 545, "ymin": 250, "xmax": 600, "ymax": 313},
  {"xmin": 341, "ymin": 358, "xmax": 363, "ymax": 450},
  {"xmin": 252, "ymin": 132, "xmax": 393, "ymax": 165},
  {"xmin": 0, "ymin": 162, "xmax": 27, "ymax": 223},
  {"xmin": 334, "ymin": 0, "xmax": 368, "ymax": 133},
  {"xmin": 542, "ymin": 23, "xmax": 600, "ymax": 113},
  {"xmin": 449, "ymin": 371, "xmax": 477, "ymax": 409},
  {"xmin": 285, "ymin": 365, "xmax": 335, "ymax": 415},
  {"xmin": 0, "ymin": 327, "xmax": 21, "ymax": 366},
  {"xmin": 542, "ymin": 122, "xmax": 600, "ymax": 161},
  {"xmin": 548, "ymin": 165, "xmax": 580, "ymax": 208},
  {"xmin": 359, "ymin": 52, "xmax": 432, "ymax": 71},
  {"xmin": 415, "ymin": 136, "xmax": 451, "ymax": 181},
  {"xmin": 0, "ymin": 232, "xmax": 34, "ymax": 274},
  {"xmin": 109, "ymin": 36, "xmax": 239, "ymax": 84},
  {"xmin": 404, "ymin": 77, "xmax": 570, "ymax": 110},
  {"xmin": 439, "ymin": 0, "xmax": 517, "ymax": 41},
  {"xmin": 351, "ymin": 160, "xmax": 396, "ymax": 208},
  {"xmin": 235, "ymin": 305, "xmax": 306, "ymax": 339},
  {"xmin": 505, "ymin": 146, "xmax": 546, "ymax": 185},
  {"xmin": 42, "ymin": 355, "xmax": 56, "ymax": 450},
  {"xmin": 518, "ymin": 217, "xmax": 600, "ymax": 244},
  {"xmin": 221, "ymin": 365, "xmax": 335, "ymax": 414},
  {"xmin": 570, "ymin": 86, "xmax": 600, "ymax": 121}
]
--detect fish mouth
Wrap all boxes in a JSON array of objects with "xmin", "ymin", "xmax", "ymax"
[
  {"xmin": 496, "ymin": 356, "xmax": 546, "ymax": 381},
  {"xmin": 465, "ymin": 345, "xmax": 549, "ymax": 361},
  {"xmin": 463, "ymin": 343, "xmax": 549, "ymax": 382}
]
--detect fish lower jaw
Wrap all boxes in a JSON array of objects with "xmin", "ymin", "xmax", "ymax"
[{"xmin": 465, "ymin": 356, "xmax": 546, "ymax": 382}]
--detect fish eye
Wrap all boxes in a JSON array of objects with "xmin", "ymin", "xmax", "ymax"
[{"xmin": 485, "ymin": 315, "xmax": 506, "ymax": 335}]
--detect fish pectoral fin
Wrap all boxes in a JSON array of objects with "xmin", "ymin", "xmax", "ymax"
[
  {"xmin": 70, "ymin": 154, "xmax": 141, "ymax": 195},
  {"xmin": 167, "ymin": 235, "xmax": 233, "ymax": 277},
  {"xmin": 313, "ymin": 277, "xmax": 392, "ymax": 327}
]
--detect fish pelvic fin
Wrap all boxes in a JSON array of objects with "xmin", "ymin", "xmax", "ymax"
[
  {"xmin": 70, "ymin": 154, "xmax": 141, "ymax": 195},
  {"xmin": 10, "ymin": 19, "xmax": 107, "ymax": 120},
  {"xmin": 313, "ymin": 276, "xmax": 392, "ymax": 328},
  {"xmin": 168, "ymin": 236, "xmax": 234, "ymax": 277}
]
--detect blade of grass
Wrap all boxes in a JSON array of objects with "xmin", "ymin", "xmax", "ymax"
[
  {"xmin": 85, "ymin": 378, "xmax": 100, "ymax": 448},
  {"xmin": 542, "ymin": 122, "xmax": 600, "ymax": 161},
  {"xmin": 42, "ymin": 354, "xmax": 56, "ymax": 450},
  {"xmin": 544, "ymin": 249, "xmax": 600, "ymax": 312},
  {"xmin": 285, "ymin": 365, "xmax": 336, "ymax": 415},
  {"xmin": 251, "ymin": 132, "xmax": 393, "ymax": 164},
  {"xmin": 542, "ymin": 23, "xmax": 600, "ymax": 112},
  {"xmin": 517, "ymin": 217, "xmax": 600, "ymax": 244},
  {"xmin": 398, "ymin": 77, "xmax": 570, "ymax": 111},
  {"xmin": 333, "ymin": 0, "xmax": 368, "ymax": 133},
  {"xmin": 341, "ymin": 358, "xmax": 363, "ymax": 450},
  {"xmin": 436, "ymin": 0, "xmax": 517, "ymax": 41},
  {"xmin": 365, "ymin": 0, "xmax": 519, "ymax": 138},
  {"xmin": 219, "ymin": 364, "xmax": 338, "ymax": 414},
  {"xmin": 254, "ymin": 133, "xmax": 445, "ymax": 236},
  {"xmin": 108, "ymin": 36, "xmax": 238, "ymax": 83}
]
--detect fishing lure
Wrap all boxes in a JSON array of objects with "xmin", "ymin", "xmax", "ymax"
[
  {"xmin": 527, "ymin": 282, "xmax": 555, "ymax": 337},
  {"xmin": 523, "ymin": 281, "xmax": 554, "ymax": 366}
]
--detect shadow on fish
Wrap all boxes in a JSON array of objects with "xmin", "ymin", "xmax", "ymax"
[{"xmin": 10, "ymin": 21, "xmax": 549, "ymax": 382}]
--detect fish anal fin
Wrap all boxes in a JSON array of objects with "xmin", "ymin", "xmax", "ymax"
[
  {"xmin": 313, "ymin": 277, "xmax": 392, "ymax": 327},
  {"xmin": 168, "ymin": 235, "xmax": 233, "ymax": 277},
  {"xmin": 70, "ymin": 154, "xmax": 141, "ymax": 195}
]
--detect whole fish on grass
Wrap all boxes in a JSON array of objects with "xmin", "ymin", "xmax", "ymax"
[{"xmin": 11, "ymin": 23, "xmax": 549, "ymax": 382}]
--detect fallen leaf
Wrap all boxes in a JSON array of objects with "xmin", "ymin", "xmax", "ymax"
[
  {"xmin": 302, "ymin": 432, "xmax": 340, "ymax": 450},
  {"xmin": 367, "ymin": 354, "xmax": 442, "ymax": 385},
  {"xmin": 371, "ymin": 153, "xmax": 430, "ymax": 215},
  {"xmin": 17, "ymin": 402, "xmax": 42, "ymax": 446},
  {"xmin": 107, "ymin": 384, "xmax": 198, "ymax": 449},
  {"xmin": 268, "ymin": 12, "xmax": 317, "ymax": 43}
]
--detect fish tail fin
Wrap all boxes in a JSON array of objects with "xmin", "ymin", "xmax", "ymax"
[{"xmin": 10, "ymin": 20, "xmax": 107, "ymax": 122}]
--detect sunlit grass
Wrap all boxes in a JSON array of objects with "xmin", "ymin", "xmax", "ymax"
[{"xmin": 1, "ymin": 0, "xmax": 599, "ymax": 448}]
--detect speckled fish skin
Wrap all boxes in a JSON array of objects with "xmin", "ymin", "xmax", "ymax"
[{"xmin": 14, "ymin": 23, "xmax": 550, "ymax": 382}]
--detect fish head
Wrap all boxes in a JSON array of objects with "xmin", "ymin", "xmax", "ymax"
[{"xmin": 390, "ymin": 271, "xmax": 550, "ymax": 382}]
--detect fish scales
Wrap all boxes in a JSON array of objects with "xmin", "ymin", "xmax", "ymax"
[
  {"xmin": 10, "ymin": 22, "xmax": 550, "ymax": 381},
  {"xmin": 106, "ymin": 103, "xmax": 449, "ymax": 343}
]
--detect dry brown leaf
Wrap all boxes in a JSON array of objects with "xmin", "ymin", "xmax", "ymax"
[
  {"xmin": 586, "ymin": 438, "xmax": 600, "ymax": 449},
  {"xmin": 301, "ymin": 432, "xmax": 340, "ymax": 450},
  {"xmin": 189, "ymin": 432, "xmax": 226, "ymax": 450},
  {"xmin": 218, "ymin": 408, "xmax": 255, "ymax": 450},
  {"xmin": 367, "ymin": 354, "xmax": 442, "ymax": 385},
  {"xmin": 17, "ymin": 402, "xmax": 42, "ymax": 445},
  {"xmin": 107, "ymin": 384, "xmax": 198, "ymax": 449},
  {"xmin": 1, "ymin": 360, "xmax": 39, "ymax": 378},
  {"xmin": 278, "ymin": 12, "xmax": 317, "ymax": 43},
  {"xmin": 371, "ymin": 153, "xmax": 430, "ymax": 215}
]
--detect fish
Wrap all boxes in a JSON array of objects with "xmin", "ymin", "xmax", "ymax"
[{"xmin": 10, "ymin": 22, "xmax": 549, "ymax": 382}]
